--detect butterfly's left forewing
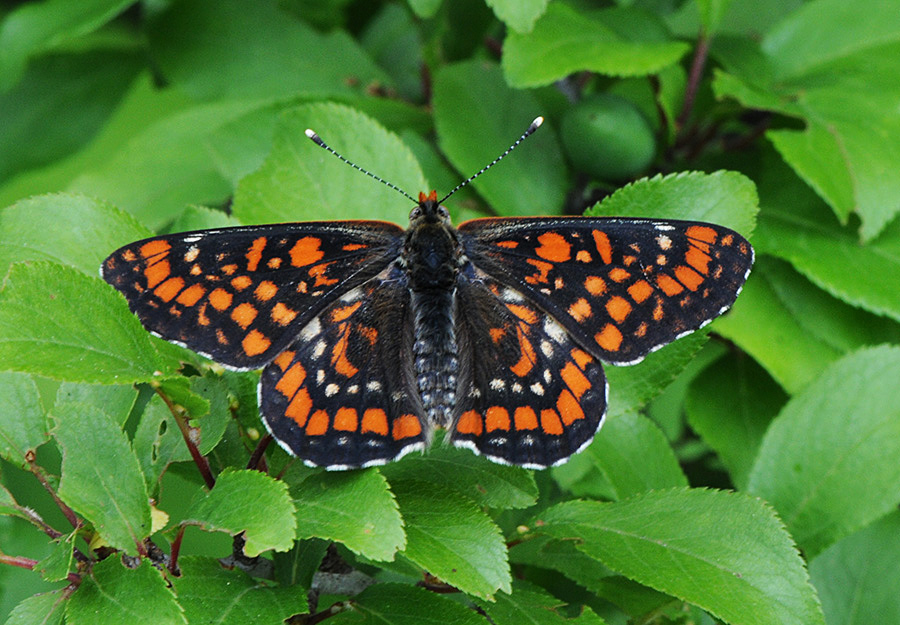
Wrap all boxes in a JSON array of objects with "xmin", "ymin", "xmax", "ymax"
[{"xmin": 102, "ymin": 221, "xmax": 404, "ymax": 370}]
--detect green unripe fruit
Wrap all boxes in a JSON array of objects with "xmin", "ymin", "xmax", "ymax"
[{"xmin": 560, "ymin": 94, "xmax": 656, "ymax": 180}]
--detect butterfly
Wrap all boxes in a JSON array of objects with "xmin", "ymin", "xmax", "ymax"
[{"xmin": 101, "ymin": 118, "xmax": 753, "ymax": 470}]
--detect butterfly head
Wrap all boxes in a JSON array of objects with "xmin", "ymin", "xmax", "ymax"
[{"xmin": 410, "ymin": 190, "xmax": 451, "ymax": 227}]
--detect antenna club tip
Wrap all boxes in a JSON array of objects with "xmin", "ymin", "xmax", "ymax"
[
  {"xmin": 304, "ymin": 128, "xmax": 317, "ymax": 138},
  {"xmin": 532, "ymin": 116, "xmax": 544, "ymax": 128},
  {"xmin": 305, "ymin": 128, "xmax": 326, "ymax": 147}
]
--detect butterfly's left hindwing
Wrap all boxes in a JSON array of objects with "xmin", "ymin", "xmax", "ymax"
[{"xmin": 102, "ymin": 221, "xmax": 404, "ymax": 370}]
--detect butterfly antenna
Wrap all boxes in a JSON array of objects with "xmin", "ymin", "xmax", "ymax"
[
  {"xmin": 438, "ymin": 116, "xmax": 543, "ymax": 204},
  {"xmin": 305, "ymin": 129, "xmax": 419, "ymax": 203}
]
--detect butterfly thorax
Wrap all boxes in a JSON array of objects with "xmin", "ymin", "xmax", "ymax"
[{"xmin": 402, "ymin": 195, "xmax": 463, "ymax": 429}]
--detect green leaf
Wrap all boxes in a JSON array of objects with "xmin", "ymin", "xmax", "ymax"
[
  {"xmin": 809, "ymin": 510, "xmax": 900, "ymax": 625},
  {"xmin": 0, "ymin": 193, "xmax": 151, "ymax": 278},
  {"xmin": 508, "ymin": 536, "xmax": 616, "ymax": 596},
  {"xmin": 132, "ymin": 395, "xmax": 193, "ymax": 493},
  {"xmin": 0, "ymin": 262, "xmax": 178, "ymax": 383},
  {"xmin": 0, "ymin": 0, "xmax": 134, "ymax": 89},
  {"xmin": 188, "ymin": 374, "xmax": 231, "ymax": 454},
  {"xmin": 328, "ymin": 582, "xmax": 485, "ymax": 625},
  {"xmin": 171, "ymin": 556, "xmax": 308, "ymax": 624},
  {"xmin": 502, "ymin": 4, "xmax": 690, "ymax": 88},
  {"xmin": 292, "ymin": 469, "xmax": 404, "ymax": 562},
  {"xmin": 185, "ymin": 469, "xmax": 295, "ymax": 557},
  {"xmin": 753, "ymin": 160, "xmax": 900, "ymax": 322},
  {"xmin": 432, "ymin": 61, "xmax": 566, "ymax": 216},
  {"xmin": 53, "ymin": 399, "xmax": 151, "ymax": 556},
  {"xmin": 380, "ymin": 443, "xmax": 538, "ymax": 509},
  {"xmin": 233, "ymin": 102, "xmax": 426, "ymax": 225},
  {"xmin": 406, "ymin": 0, "xmax": 442, "ymax": 20},
  {"xmin": 711, "ymin": 263, "xmax": 841, "ymax": 394},
  {"xmin": 0, "ymin": 372, "xmax": 47, "ymax": 467},
  {"xmin": 35, "ymin": 531, "xmax": 75, "ymax": 582},
  {"xmin": 70, "ymin": 98, "xmax": 272, "ymax": 230},
  {"xmin": 686, "ymin": 353, "xmax": 785, "ymax": 490},
  {"xmin": 0, "ymin": 49, "xmax": 142, "ymax": 181},
  {"xmin": 485, "ymin": 0, "xmax": 549, "ymax": 33},
  {"xmin": 552, "ymin": 411, "xmax": 687, "ymax": 500},
  {"xmin": 537, "ymin": 490, "xmax": 824, "ymax": 625},
  {"xmin": 147, "ymin": 0, "xmax": 386, "ymax": 100},
  {"xmin": 747, "ymin": 345, "xmax": 900, "ymax": 557},
  {"xmin": 475, "ymin": 580, "xmax": 606, "ymax": 625},
  {"xmin": 54, "ymin": 382, "xmax": 138, "ymax": 428},
  {"xmin": 589, "ymin": 170, "xmax": 758, "ymax": 235},
  {"xmin": 66, "ymin": 558, "xmax": 186, "ymax": 625},
  {"xmin": 696, "ymin": 0, "xmax": 734, "ymax": 34},
  {"xmin": 393, "ymin": 479, "xmax": 511, "ymax": 599},
  {"xmin": 4, "ymin": 590, "xmax": 66, "ymax": 625},
  {"xmin": 715, "ymin": 0, "xmax": 900, "ymax": 239}
]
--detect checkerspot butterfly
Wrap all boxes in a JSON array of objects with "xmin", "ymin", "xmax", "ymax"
[{"xmin": 102, "ymin": 117, "xmax": 753, "ymax": 470}]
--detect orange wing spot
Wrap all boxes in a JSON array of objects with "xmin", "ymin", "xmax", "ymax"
[
  {"xmin": 272, "ymin": 350, "xmax": 295, "ymax": 371},
  {"xmin": 309, "ymin": 262, "xmax": 338, "ymax": 287},
  {"xmin": 540, "ymin": 409, "xmax": 564, "ymax": 435},
  {"xmin": 275, "ymin": 362, "xmax": 307, "ymax": 398},
  {"xmin": 635, "ymin": 322, "xmax": 648, "ymax": 337},
  {"xmin": 231, "ymin": 275, "xmax": 252, "ymax": 290},
  {"xmin": 216, "ymin": 328, "xmax": 229, "ymax": 345},
  {"xmin": 342, "ymin": 243, "xmax": 367, "ymax": 251},
  {"xmin": 358, "ymin": 325, "xmax": 378, "ymax": 345},
  {"xmin": 535, "ymin": 231, "xmax": 572, "ymax": 262},
  {"xmin": 255, "ymin": 280, "xmax": 278, "ymax": 301},
  {"xmin": 628, "ymin": 279, "xmax": 654, "ymax": 303},
  {"xmin": 271, "ymin": 302, "xmax": 298, "ymax": 326},
  {"xmin": 674, "ymin": 265, "xmax": 704, "ymax": 291},
  {"xmin": 245, "ymin": 237, "xmax": 266, "ymax": 272},
  {"xmin": 571, "ymin": 348, "xmax": 592, "ymax": 369},
  {"xmin": 306, "ymin": 410, "xmax": 329, "ymax": 436},
  {"xmin": 608, "ymin": 267, "xmax": 630, "ymax": 283},
  {"xmin": 456, "ymin": 410, "xmax": 484, "ymax": 436},
  {"xmin": 623, "ymin": 255, "xmax": 638, "ymax": 267},
  {"xmin": 190, "ymin": 265, "xmax": 203, "ymax": 276},
  {"xmin": 513, "ymin": 407, "xmax": 538, "ymax": 431},
  {"xmin": 392, "ymin": 414, "xmax": 422, "ymax": 440},
  {"xmin": 208, "ymin": 288, "xmax": 233, "ymax": 311},
  {"xmin": 561, "ymin": 362, "xmax": 591, "ymax": 400},
  {"xmin": 524, "ymin": 258, "xmax": 553, "ymax": 284},
  {"xmin": 557, "ymin": 389, "xmax": 585, "ymax": 425},
  {"xmin": 507, "ymin": 304, "xmax": 538, "ymax": 325},
  {"xmin": 221, "ymin": 264, "xmax": 238, "ymax": 276},
  {"xmin": 510, "ymin": 328, "xmax": 537, "ymax": 377},
  {"xmin": 686, "ymin": 225, "xmax": 718, "ymax": 245},
  {"xmin": 361, "ymin": 408, "xmax": 389, "ymax": 435},
  {"xmin": 285, "ymin": 388, "xmax": 312, "ymax": 427},
  {"xmin": 184, "ymin": 247, "xmax": 200, "ymax": 263},
  {"xmin": 176, "ymin": 283, "xmax": 206, "ymax": 306},
  {"xmin": 656, "ymin": 273, "xmax": 684, "ymax": 296},
  {"xmin": 333, "ymin": 407, "xmax": 358, "ymax": 432},
  {"xmin": 605, "ymin": 296, "xmax": 632, "ymax": 323},
  {"xmin": 485, "ymin": 406, "xmax": 511, "ymax": 432},
  {"xmin": 121, "ymin": 250, "xmax": 137, "ymax": 262},
  {"xmin": 139, "ymin": 240, "xmax": 170, "ymax": 258},
  {"xmin": 154, "ymin": 277, "xmax": 185, "ymax": 303},
  {"xmin": 592, "ymin": 230, "xmax": 613, "ymax": 264},
  {"xmin": 576, "ymin": 250, "xmax": 592, "ymax": 263},
  {"xmin": 331, "ymin": 301, "xmax": 362, "ymax": 323},
  {"xmin": 685, "ymin": 247, "xmax": 711, "ymax": 274},
  {"xmin": 595, "ymin": 324, "xmax": 623, "ymax": 352},
  {"xmin": 231, "ymin": 302, "xmax": 258, "ymax": 329},
  {"xmin": 721, "ymin": 233, "xmax": 734, "ymax": 246},
  {"xmin": 290, "ymin": 237, "xmax": 325, "ymax": 267},
  {"xmin": 653, "ymin": 299, "xmax": 665, "ymax": 321},
  {"xmin": 489, "ymin": 327, "xmax": 506, "ymax": 343},
  {"xmin": 332, "ymin": 332, "xmax": 359, "ymax": 377},
  {"xmin": 242, "ymin": 329, "xmax": 271, "ymax": 357},
  {"xmin": 567, "ymin": 297, "xmax": 592, "ymax": 322},
  {"xmin": 197, "ymin": 303, "xmax": 211, "ymax": 326},
  {"xmin": 144, "ymin": 259, "xmax": 171, "ymax": 289},
  {"xmin": 584, "ymin": 275, "xmax": 607, "ymax": 296},
  {"xmin": 495, "ymin": 240, "xmax": 519, "ymax": 249}
]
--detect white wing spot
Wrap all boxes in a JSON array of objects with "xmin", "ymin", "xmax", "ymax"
[
  {"xmin": 300, "ymin": 317, "xmax": 322, "ymax": 341},
  {"xmin": 325, "ymin": 383, "xmax": 340, "ymax": 397},
  {"xmin": 530, "ymin": 382, "xmax": 545, "ymax": 396},
  {"xmin": 490, "ymin": 378, "xmax": 505, "ymax": 390},
  {"xmin": 540, "ymin": 340, "xmax": 554, "ymax": 357},
  {"xmin": 366, "ymin": 380, "xmax": 382, "ymax": 392}
]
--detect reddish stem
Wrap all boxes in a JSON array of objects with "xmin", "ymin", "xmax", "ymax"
[
  {"xmin": 676, "ymin": 30, "xmax": 710, "ymax": 134},
  {"xmin": 156, "ymin": 388, "xmax": 216, "ymax": 489}
]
